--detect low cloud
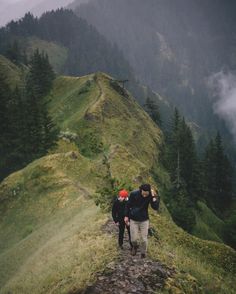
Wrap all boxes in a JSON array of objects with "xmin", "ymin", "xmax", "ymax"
[{"xmin": 208, "ymin": 71, "xmax": 236, "ymax": 140}]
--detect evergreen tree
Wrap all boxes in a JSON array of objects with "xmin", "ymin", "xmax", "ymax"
[
  {"xmin": 0, "ymin": 50, "xmax": 58, "ymax": 182},
  {"xmin": 144, "ymin": 97, "xmax": 161, "ymax": 126},
  {"xmin": 165, "ymin": 108, "xmax": 180, "ymax": 182},
  {"xmin": 5, "ymin": 40, "xmax": 22, "ymax": 64},
  {"xmin": 165, "ymin": 108, "xmax": 199, "ymax": 199},
  {"xmin": 164, "ymin": 108, "xmax": 198, "ymax": 232},
  {"xmin": 0, "ymin": 75, "xmax": 12, "ymax": 178},
  {"xmin": 4, "ymin": 86, "xmax": 28, "ymax": 172},
  {"xmin": 168, "ymin": 182, "xmax": 196, "ymax": 233},
  {"xmin": 202, "ymin": 132, "xmax": 233, "ymax": 213},
  {"xmin": 25, "ymin": 49, "xmax": 57, "ymax": 159}
]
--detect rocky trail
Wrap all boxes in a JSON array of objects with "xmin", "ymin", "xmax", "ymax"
[{"xmin": 77, "ymin": 220, "xmax": 176, "ymax": 294}]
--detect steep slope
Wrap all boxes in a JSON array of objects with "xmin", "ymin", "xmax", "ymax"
[
  {"xmin": 73, "ymin": 0, "xmax": 236, "ymax": 148},
  {"xmin": 0, "ymin": 72, "xmax": 165, "ymax": 293},
  {"xmin": 49, "ymin": 73, "xmax": 164, "ymax": 179},
  {"xmin": 0, "ymin": 151, "xmax": 117, "ymax": 293},
  {"xmin": 0, "ymin": 73, "xmax": 235, "ymax": 293},
  {"xmin": 192, "ymin": 201, "xmax": 225, "ymax": 243}
]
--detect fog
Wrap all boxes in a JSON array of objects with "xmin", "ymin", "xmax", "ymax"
[{"xmin": 209, "ymin": 72, "xmax": 236, "ymax": 140}]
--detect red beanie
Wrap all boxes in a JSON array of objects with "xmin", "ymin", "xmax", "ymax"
[{"xmin": 118, "ymin": 189, "xmax": 129, "ymax": 198}]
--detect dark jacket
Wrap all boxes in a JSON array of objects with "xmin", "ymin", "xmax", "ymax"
[
  {"xmin": 125, "ymin": 189, "xmax": 159, "ymax": 221},
  {"xmin": 112, "ymin": 198, "xmax": 128, "ymax": 223}
]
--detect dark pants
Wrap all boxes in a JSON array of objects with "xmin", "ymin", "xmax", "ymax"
[{"xmin": 118, "ymin": 221, "xmax": 132, "ymax": 247}]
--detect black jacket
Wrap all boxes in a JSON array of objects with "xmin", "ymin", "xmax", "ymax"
[
  {"xmin": 125, "ymin": 189, "xmax": 159, "ymax": 221},
  {"xmin": 112, "ymin": 199, "xmax": 128, "ymax": 223}
]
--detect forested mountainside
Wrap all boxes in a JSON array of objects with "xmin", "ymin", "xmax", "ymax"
[{"xmin": 73, "ymin": 0, "xmax": 236, "ymax": 149}]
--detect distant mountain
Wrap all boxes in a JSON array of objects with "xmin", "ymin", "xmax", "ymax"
[
  {"xmin": 0, "ymin": 9, "xmax": 171, "ymax": 125},
  {"xmin": 73, "ymin": 0, "xmax": 236, "ymax": 144},
  {"xmin": 0, "ymin": 0, "xmax": 89, "ymax": 27},
  {"xmin": 0, "ymin": 9, "xmax": 133, "ymax": 79}
]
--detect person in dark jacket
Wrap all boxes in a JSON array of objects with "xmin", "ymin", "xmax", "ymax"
[
  {"xmin": 112, "ymin": 189, "xmax": 132, "ymax": 249},
  {"xmin": 124, "ymin": 183, "xmax": 160, "ymax": 258}
]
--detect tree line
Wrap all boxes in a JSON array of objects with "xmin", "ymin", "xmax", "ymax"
[
  {"xmin": 0, "ymin": 9, "xmax": 134, "ymax": 80},
  {"xmin": 0, "ymin": 50, "xmax": 57, "ymax": 181},
  {"xmin": 144, "ymin": 98, "xmax": 234, "ymax": 235}
]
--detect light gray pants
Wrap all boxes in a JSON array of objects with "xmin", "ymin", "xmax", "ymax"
[{"xmin": 130, "ymin": 219, "xmax": 149, "ymax": 254}]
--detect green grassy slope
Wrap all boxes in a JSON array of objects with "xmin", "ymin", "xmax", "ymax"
[
  {"xmin": 0, "ymin": 149, "xmax": 117, "ymax": 293},
  {"xmin": 50, "ymin": 73, "xmax": 164, "ymax": 184},
  {"xmin": 192, "ymin": 201, "xmax": 225, "ymax": 243},
  {"xmin": 0, "ymin": 72, "xmax": 235, "ymax": 293}
]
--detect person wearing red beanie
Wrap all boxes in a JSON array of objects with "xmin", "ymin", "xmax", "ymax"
[{"xmin": 112, "ymin": 189, "xmax": 132, "ymax": 249}]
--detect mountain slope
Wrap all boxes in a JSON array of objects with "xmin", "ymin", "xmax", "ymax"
[
  {"xmin": 73, "ymin": 0, "xmax": 236, "ymax": 147},
  {"xmin": 0, "ymin": 8, "xmax": 174, "ymax": 122},
  {"xmin": 0, "ymin": 72, "xmax": 235, "ymax": 293}
]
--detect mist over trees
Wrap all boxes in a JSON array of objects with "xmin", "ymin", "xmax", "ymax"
[
  {"xmin": 74, "ymin": 0, "xmax": 236, "ymax": 144},
  {"xmin": 0, "ymin": 10, "xmax": 134, "ymax": 81}
]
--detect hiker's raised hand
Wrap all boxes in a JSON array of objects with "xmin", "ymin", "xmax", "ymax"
[
  {"xmin": 151, "ymin": 188, "xmax": 157, "ymax": 197},
  {"xmin": 124, "ymin": 216, "xmax": 130, "ymax": 226}
]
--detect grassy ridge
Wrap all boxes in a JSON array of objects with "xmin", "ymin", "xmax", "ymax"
[
  {"xmin": 0, "ymin": 147, "xmax": 117, "ymax": 293},
  {"xmin": 0, "ymin": 71, "xmax": 235, "ymax": 293}
]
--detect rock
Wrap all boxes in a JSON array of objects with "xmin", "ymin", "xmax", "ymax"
[
  {"xmin": 78, "ymin": 219, "xmax": 175, "ymax": 294},
  {"xmin": 65, "ymin": 151, "xmax": 78, "ymax": 159}
]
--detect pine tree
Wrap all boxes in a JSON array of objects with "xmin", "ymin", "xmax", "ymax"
[
  {"xmin": 5, "ymin": 40, "xmax": 22, "ymax": 64},
  {"xmin": 203, "ymin": 132, "xmax": 233, "ymax": 213},
  {"xmin": 24, "ymin": 49, "xmax": 57, "ymax": 159},
  {"xmin": 164, "ymin": 108, "xmax": 198, "ymax": 232},
  {"xmin": 144, "ymin": 97, "xmax": 162, "ymax": 126},
  {"xmin": 0, "ymin": 75, "xmax": 12, "ymax": 179},
  {"xmin": 165, "ymin": 108, "xmax": 181, "ymax": 182},
  {"xmin": 168, "ymin": 182, "xmax": 196, "ymax": 232},
  {"xmin": 165, "ymin": 108, "xmax": 199, "ymax": 199}
]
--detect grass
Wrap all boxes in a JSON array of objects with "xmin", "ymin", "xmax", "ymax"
[
  {"xmin": 0, "ymin": 149, "xmax": 118, "ymax": 293},
  {"xmin": 0, "ymin": 69, "xmax": 235, "ymax": 293},
  {"xmin": 192, "ymin": 201, "xmax": 225, "ymax": 243},
  {"xmin": 148, "ymin": 209, "xmax": 236, "ymax": 293},
  {"xmin": 1, "ymin": 203, "xmax": 117, "ymax": 294}
]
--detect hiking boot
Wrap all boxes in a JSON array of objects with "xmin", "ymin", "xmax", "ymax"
[
  {"xmin": 131, "ymin": 246, "xmax": 137, "ymax": 256},
  {"xmin": 141, "ymin": 253, "xmax": 146, "ymax": 258}
]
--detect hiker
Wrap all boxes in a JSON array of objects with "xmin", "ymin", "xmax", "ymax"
[
  {"xmin": 112, "ymin": 189, "xmax": 132, "ymax": 249},
  {"xmin": 124, "ymin": 184, "xmax": 160, "ymax": 258}
]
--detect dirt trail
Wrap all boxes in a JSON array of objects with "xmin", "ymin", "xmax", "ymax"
[{"xmin": 76, "ymin": 220, "xmax": 175, "ymax": 294}]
